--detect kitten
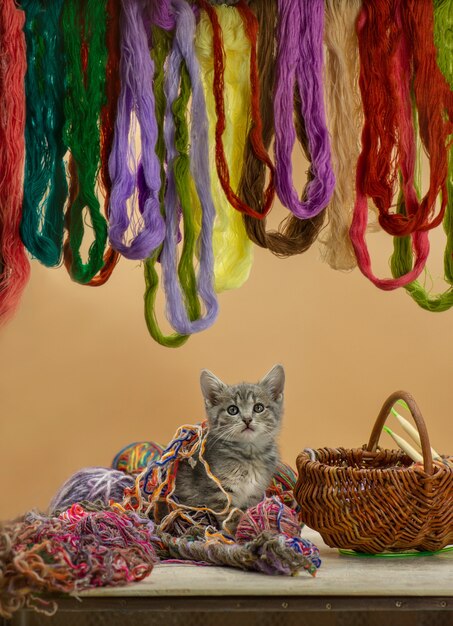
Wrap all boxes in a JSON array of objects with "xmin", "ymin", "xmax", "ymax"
[{"xmin": 173, "ymin": 365, "xmax": 285, "ymax": 524}]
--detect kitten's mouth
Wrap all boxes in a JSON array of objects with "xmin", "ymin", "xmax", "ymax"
[{"xmin": 242, "ymin": 426, "xmax": 255, "ymax": 433}]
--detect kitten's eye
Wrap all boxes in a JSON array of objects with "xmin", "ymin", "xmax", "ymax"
[
  {"xmin": 227, "ymin": 405, "xmax": 239, "ymax": 416},
  {"xmin": 254, "ymin": 403, "xmax": 265, "ymax": 413}
]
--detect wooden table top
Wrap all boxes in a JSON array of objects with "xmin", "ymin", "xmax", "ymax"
[{"xmin": 79, "ymin": 527, "xmax": 453, "ymax": 599}]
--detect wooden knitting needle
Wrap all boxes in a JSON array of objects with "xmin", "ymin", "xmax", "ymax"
[
  {"xmin": 383, "ymin": 426, "xmax": 423, "ymax": 463},
  {"xmin": 390, "ymin": 407, "xmax": 443, "ymax": 461}
]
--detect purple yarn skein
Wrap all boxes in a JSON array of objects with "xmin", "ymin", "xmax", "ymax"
[
  {"xmin": 108, "ymin": 0, "xmax": 165, "ymax": 260},
  {"xmin": 160, "ymin": 0, "xmax": 218, "ymax": 335},
  {"xmin": 149, "ymin": 0, "xmax": 175, "ymax": 30},
  {"xmin": 274, "ymin": 0, "xmax": 335, "ymax": 218},
  {"xmin": 49, "ymin": 467, "xmax": 134, "ymax": 514}
]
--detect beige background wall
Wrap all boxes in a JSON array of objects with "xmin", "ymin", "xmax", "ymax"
[{"xmin": 1, "ymin": 163, "xmax": 452, "ymax": 520}]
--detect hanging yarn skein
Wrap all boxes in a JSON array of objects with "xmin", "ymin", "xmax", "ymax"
[
  {"xmin": 240, "ymin": 0, "xmax": 326, "ymax": 258},
  {"xmin": 83, "ymin": 0, "xmax": 122, "ymax": 286},
  {"xmin": 61, "ymin": 0, "xmax": 109, "ymax": 284},
  {"xmin": 196, "ymin": 0, "xmax": 275, "ymax": 221},
  {"xmin": 108, "ymin": 0, "xmax": 165, "ymax": 260},
  {"xmin": 391, "ymin": 0, "xmax": 453, "ymax": 311},
  {"xmin": 273, "ymin": 0, "xmax": 335, "ymax": 221},
  {"xmin": 194, "ymin": 4, "xmax": 254, "ymax": 292},
  {"xmin": 20, "ymin": 0, "xmax": 67, "ymax": 268},
  {"xmin": 144, "ymin": 2, "xmax": 208, "ymax": 344},
  {"xmin": 144, "ymin": 18, "xmax": 193, "ymax": 348},
  {"xmin": 155, "ymin": 0, "xmax": 218, "ymax": 335},
  {"xmin": 319, "ymin": 0, "xmax": 369, "ymax": 271},
  {"xmin": 0, "ymin": 0, "xmax": 30, "ymax": 321},
  {"xmin": 349, "ymin": 0, "xmax": 431, "ymax": 290}
]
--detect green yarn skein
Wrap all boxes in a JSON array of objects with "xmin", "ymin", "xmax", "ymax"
[{"xmin": 61, "ymin": 0, "xmax": 108, "ymax": 284}]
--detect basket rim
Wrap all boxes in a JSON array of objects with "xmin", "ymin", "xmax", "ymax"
[{"xmin": 296, "ymin": 446, "xmax": 453, "ymax": 477}]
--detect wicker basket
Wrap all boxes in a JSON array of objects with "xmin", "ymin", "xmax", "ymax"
[{"xmin": 295, "ymin": 391, "xmax": 453, "ymax": 553}]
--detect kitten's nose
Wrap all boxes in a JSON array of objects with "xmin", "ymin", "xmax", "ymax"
[{"xmin": 243, "ymin": 417, "xmax": 253, "ymax": 427}]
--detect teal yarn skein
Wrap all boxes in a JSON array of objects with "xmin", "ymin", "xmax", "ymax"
[{"xmin": 20, "ymin": 0, "xmax": 68, "ymax": 267}]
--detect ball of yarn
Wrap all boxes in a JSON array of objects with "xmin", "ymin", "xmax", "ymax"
[
  {"xmin": 112, "ymin": 441, "xmax": 163, "ymax": 475},
  {"xmin": 266, "ymin": 461, "xmax": 300, "ymax": 513},
  {"xmin": 235, "ymin": 497, "xmax": 301, "ymax": 544},
  {"xmin": 49, "ymin": 467, "xmax": 135, "ymax": 514},
  {"xmin": 268, "ymin": 461, "xmax": 298, "ymax": 493}
]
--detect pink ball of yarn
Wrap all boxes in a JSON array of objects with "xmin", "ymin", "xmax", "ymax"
[{"xmin": 235, "ymin": 497, "xmax": 301, "ymax": 544}]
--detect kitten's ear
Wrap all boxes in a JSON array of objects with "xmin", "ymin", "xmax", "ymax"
[
  {"xmin": 200, "ymin": 370, "xmax": 226, "ymax": 407},
  {"xmin": 259, "ymin": 364, "xmax": 285, "ymax": 401}
]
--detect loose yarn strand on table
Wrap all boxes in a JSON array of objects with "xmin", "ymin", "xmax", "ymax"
[
  {"xmin": 20, "ymin": 0, "xmax": 67, "ymax": 268},
  {"xmin": 0, "ymin": 0, "xmax": 30, "ymax": 321},
  {"xmin": 108, "ymin": 0, "xmax": 165, "ymax": 260},
  {"xmin": 61, "ymin": 0, "xmax": 109, "ymax": 284},
  {"xmin": 194, "ymin": 5, "xmax": 253, "ymax": 292}
]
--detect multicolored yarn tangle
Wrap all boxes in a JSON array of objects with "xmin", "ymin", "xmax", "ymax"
[
  {"xmin": 235, "ymin": 497, "xmax": 301, "ymax": 543},
  {"xmin": 43, "ymin": 432, "xmax": 320, "ymax": 584},
  {"xmin": 112, "ymin": 441, "xmax": 299, "ymax": 512},
  {"xmin": 112, "ymin": 441, "xmax": 164, "ymax": 475},
  {"xmin": 234, "ymin": 497, "xmax": 320, "ymax": 574},
  {"xmin": 108, "ymin": 0, "xmax": 165, "ymax": 260},
  {"xmin": 61, "ymin": 0, "xmax": 109, "ymax": 284},
  {"xmin": 0, "ymin": 0, "xmax": 30, "ymax": 322},
  {"xmin": 0, "ymin": 504, "xmax": 158, "ymax": 619},
  {"xmin": 20, "ymin": 0, "xmax": 67, "ymax": 268},
  {"xmin": 273, "ymin": 0, "xmax": 335, "ymax": 220},
  {"xmin": 155, "ymin": 525, "xmax": 320, "ymax": 577},
  {"xmin": 118, "ymin": 425, "xmax": 300, "ymax": 537},
  {"xmin": 121, "ymin": 423, "xmax": 237, "ymax": 529},
  {"xmin": 49, "ymin": 467, "xmax": 135, "ymax": 515},
  {"xmin": 194, "ymin": 5, "xmax": 254, "ymax": 292}
]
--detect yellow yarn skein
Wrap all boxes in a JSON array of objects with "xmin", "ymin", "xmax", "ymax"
[{"xmin": 194, "ymin": 6, "xmax": 253, "ymax": 292}]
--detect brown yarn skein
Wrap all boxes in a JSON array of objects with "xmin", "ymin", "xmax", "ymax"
[{"xmin": 240, "ymin": 0, "xmax": 326, "ymax": 258}]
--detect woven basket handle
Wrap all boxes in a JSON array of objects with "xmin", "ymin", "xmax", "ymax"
[{"xmin": 366, "ymin": 390, "xmax": 433, "ymax": 476}]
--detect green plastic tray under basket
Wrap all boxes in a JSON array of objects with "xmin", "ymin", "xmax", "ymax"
[{"xmin": 295, "ymin": 390, "xmax": 453, "ymax": 554}]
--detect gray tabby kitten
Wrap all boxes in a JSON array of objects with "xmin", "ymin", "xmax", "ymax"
[{"xmin": 173, "ymin": 365, "xmax": 285, "ymax": 523}]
